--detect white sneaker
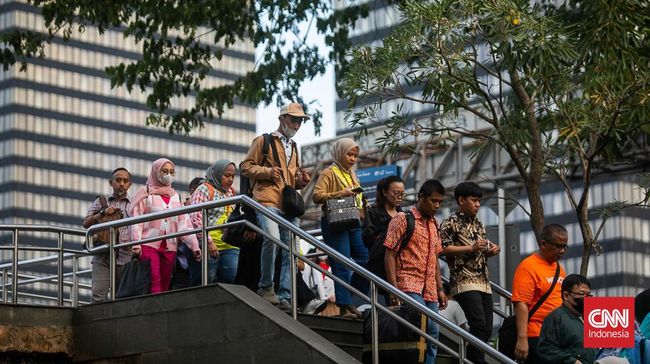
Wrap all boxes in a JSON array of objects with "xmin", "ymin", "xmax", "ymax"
[{"xmin": 302, "ymin": 298, "xmax": 328, "ymax": 315}]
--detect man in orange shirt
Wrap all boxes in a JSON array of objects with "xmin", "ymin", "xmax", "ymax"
[{"xmin": 511, "ymin": 224, "xmax": 568, "ymax": 363}]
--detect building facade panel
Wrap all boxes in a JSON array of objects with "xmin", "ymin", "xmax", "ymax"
[{"xmin": 0, "ymin": 0, "xmax": 257, "ymax": 298}]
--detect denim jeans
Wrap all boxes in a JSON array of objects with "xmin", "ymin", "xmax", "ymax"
[
  {"xmin": 320, "ymin": 217, "xmax": 368, "ymax": 305},
  {"xmin": 257, "ymin": 207, "xmax": 299, "ymax": 302},
  {"xmin": 406, "ymin": 292, "xmax": 440, "ymax": 364},
  {"xmin": 183, "ymin": 244, "xmax": 218, "ymax": 286},
  {"xmin": 214, "ymin": 248, "xmax": 239, "ymax": 283}
]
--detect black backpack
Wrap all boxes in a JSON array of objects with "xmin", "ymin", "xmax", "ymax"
[{"xmin": 365, "ymin": 210, "xmax": 416, "ymax": 280}]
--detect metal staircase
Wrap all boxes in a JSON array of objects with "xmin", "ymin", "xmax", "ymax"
[{"xmin": 0, "ymin": 195, "xmax": 516, "ymax": 363}]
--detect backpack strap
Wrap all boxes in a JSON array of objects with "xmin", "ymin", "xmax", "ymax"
[
  {"xmin": 244, "ymin": 133, "xmax": 273, "ymax": 195},
  {"xmin": 262, "ymin": 133, "xmax": 272, "ymax": 163},
  {"xmin": 98, "ymin": 195, "xmax": 109, "ymax": 209},
  {"xmin": 268, "ymin": 134, "xmax": 289, "ymax": 186},
  {"xmin": 202, "ymin": 182, "xmax": 215, "ymax": 200},
  {"xmin": 291, "ymin": 140, "xmax": 299, "ymax": 169},
  {"xmin": 397, "ymin": 210, "xmax": 416, "ymax": 253}
]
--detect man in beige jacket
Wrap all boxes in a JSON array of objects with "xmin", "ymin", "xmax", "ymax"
[{"xmin": 240, "ymin": 103, "xmax": 311, "ymax": 311}]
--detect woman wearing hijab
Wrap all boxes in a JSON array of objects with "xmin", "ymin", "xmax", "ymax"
[
  {"xmin": 130, "ymin": 158, "xmax": 201, "ymax": 293},
  {"xmin": 313, "ymin": 138, "xmax": 368, "ymax": 319},
  {"xmin": 189, "ymin": 160, "xmax": 239, "ymax": 284}
]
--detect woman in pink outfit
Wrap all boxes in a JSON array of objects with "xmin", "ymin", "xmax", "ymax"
[{"xmin": 130, "ymin": 158, "xmax": 201, "ymax": 293}]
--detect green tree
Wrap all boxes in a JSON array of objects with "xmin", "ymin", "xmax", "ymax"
[
  {"xmin": 0, "ymin": 0, "xmax": 370, "ymax": 134},
  {"xmin": 342, "ymin": 0, "xmax": 650, "ymax": 274}
]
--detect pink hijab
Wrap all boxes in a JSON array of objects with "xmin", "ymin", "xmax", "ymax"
[{"xmin": 130, "ymin": 158, "xmax": 177, "ymax": 212}]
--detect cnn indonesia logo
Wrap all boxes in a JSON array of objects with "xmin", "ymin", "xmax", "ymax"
[{"xmin": 584, "ymin": 297, "xmax": 635, "ymax": 348}]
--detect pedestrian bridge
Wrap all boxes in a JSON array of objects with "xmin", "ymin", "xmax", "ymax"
[{"xmin": 0, "ymin": 195, "xmax": 516, "ymax": 363}]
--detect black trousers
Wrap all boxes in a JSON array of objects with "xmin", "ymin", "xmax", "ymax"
[
  {"xmin": 455, "ymin": 290, "xmax": 493, "ymax": 364},
  {"xmin": 526, "ymin": 337, "xmax": 542, "ymax": 364}
]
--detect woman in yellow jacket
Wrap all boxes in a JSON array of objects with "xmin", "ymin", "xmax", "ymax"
[{"xmin": 313, "ymin": 138, "xmax": 368, "ymax": 319}]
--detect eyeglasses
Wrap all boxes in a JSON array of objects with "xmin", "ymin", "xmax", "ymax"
[
  {"xmin": 390, "ymin": 191, "xmax": 406, "ymax": 198},
  {"xmin": 545, "ymin": 240, "xmax": 568, "ymax": 250},
  {"xmin": 569, "ymin": 291, "xmax": 594, "ymax": 297}
]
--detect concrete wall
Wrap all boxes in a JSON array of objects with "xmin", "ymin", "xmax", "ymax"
[
  {"xmin": 73, "ymin": 284, "xmax": 357, "ymax": 363},
  {"xmin": 0, "ymin": 305, "xmax": 73, "ymax": 360}
]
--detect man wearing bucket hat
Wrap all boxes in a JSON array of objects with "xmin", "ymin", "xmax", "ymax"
[{"xmin": 241, "ymin": 102, "xmax": 312, "ymax": 312}]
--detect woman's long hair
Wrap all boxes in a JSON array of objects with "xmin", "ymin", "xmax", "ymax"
[{"xmin": 374, "ymin": 175, "xmax": 404, "ymax": 208}]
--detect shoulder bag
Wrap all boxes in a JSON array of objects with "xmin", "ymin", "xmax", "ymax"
[
  {"xmin": 498, "ymin": 263, "xmax": 561, "ymax": 359},
  {"xmin": 268, "ymin": 137, "xmax": 305, "ymax": 218},
  {"xmin": 92, "ymin": 196, "xmax": 124, "ymax": 245},
  {"xmin": 222, "ymin": 203, "xmax": 263, "ymax": 247}
]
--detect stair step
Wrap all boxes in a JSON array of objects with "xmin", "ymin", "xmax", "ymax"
[{"xmin": 298, "ymin": 314, "xmax": 364, "ymax": 360}]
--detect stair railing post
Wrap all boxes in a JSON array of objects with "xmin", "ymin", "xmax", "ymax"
[
  {"xmin": 72, "ymin": 255, "xmax": 79, "ymax": 308},
  {"xmin": 458, "ymin": 336, "xmax": 466, "ymax": 363},
  {"xmin": 57, "ymin": 232, "xmax": 64, "ymax": 306},
  {"xmin": 12, "ymin": 228, "xmax": 18, "ymax": 303},
  {"xmin": 109, "ymin": 226, "xmax": 116, "ymax": 301},
  {"xmin": 201, "ymin": 208, "xmax": 209, "ymax": 286},
  {"xmin": 2, "ymin": 269, "xmax": 7, "ymax": 303},
  {"xmin": 370, "ymin": 281, "xmax": 379, "ymax": 364},
  {"xmin": 289, "ymin": 231, "xmax": 298, "ymax": 319}
]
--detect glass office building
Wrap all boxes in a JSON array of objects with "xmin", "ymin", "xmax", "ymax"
[
  {"xmin": 0, "ymin": 1, "xmax": 256, "ymax": 263},
  {"xmin": 327, "ymin": 0, "xmax": 649, "ymax": 296}
]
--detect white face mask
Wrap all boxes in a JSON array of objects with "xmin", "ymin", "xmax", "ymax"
[
  {"xmin": 281, "ymin": 121, "xmax": 297, "ymax": 139},
  {"xmin": 159, "ymin": 174, "xmax": 173, "ymax": 186}
]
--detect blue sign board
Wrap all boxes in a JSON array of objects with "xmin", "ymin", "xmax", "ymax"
[{"xmin": 356, "ymin": 165, "xmax": 401, "ymax": 204}]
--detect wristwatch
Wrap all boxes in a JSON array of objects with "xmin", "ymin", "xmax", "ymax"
[{"xmin": 99, "ymin": 208, "xmax": 106, "ymax": 216}]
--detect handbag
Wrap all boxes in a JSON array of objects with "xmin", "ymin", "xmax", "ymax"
[
  {"xmin": 268, "ymin": 136, "xmax": 305, "ymax": 218},
  {"xmin": 326, "ymin": 196, "xmax": 361, "ymax": 232},
  {"xmin": 362, "ymin": 305, "xmax": 427, "ymax": 364},
  {"xmin": 222, "ymin": 204, "xmax": 262, "ymax": 247},
  {"xmin": 116, "ymin": 257, "xmax": 151, "ymax": 298},
  {"xmin": 91, "ymin": 196, "xmax": 124, "ymax": 245},
  {"xmin": 498, "ymin": 263, "xmax": 561, "ymax": 359}
]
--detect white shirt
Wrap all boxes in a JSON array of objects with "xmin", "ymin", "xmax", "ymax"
[
  {"xmin": 302, "ymin": 262, "xmax": 335, "ymax": 301},
  {"xmin": 273, "ymin": 131, "xmax": 294, "ymax": 165}
]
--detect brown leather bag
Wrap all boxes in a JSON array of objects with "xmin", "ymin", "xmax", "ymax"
[{"xmin": 92, "ymin": 196, "xmax": 124, "ymax": 245}]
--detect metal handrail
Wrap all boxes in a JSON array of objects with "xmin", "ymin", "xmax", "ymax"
[
  {"xmin": 83, "ymin": 194, "xmax": 515, "ymax": 363},
  {"xmin": 305, "ymin": 227, "xmax": 513, "ymax": 319},
  {"xmin": 1, "ymin": 196, "xmax": 515, "ymax": 363},
  {"xmin": 0, "ymin": 251, "xmax": 86, "ymax": 270},
  {"xmin": 0, "ymin": 224, "xmax": 90, "ymax": 305}
]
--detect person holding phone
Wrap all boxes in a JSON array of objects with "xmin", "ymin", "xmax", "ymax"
[
  {"xmin": 313, "ymin": 137, "xmax": 368, "ymax": 319},
  {"xmin": 440, "ymin": 182, "xmax": 501, "ymax": 364}
]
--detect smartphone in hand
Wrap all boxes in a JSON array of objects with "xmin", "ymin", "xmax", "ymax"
[{"xmin": 351, "ymin": 186, "xmax": 364, "ymax": 193}]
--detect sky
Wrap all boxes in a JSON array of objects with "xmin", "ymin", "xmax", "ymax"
[{"xmin": 254, "ymin": 24, "xmax": 336, "ymax": 147}]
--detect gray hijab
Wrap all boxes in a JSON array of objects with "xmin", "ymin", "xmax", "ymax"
[{"xmin": 205, "ymin": 159, "xmax": 236, "ymax": 193}]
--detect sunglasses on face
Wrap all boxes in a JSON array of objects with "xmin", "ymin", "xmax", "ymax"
[{"xmin": 286, "ymin": 116, "xmax": 305, "ymax": 124}]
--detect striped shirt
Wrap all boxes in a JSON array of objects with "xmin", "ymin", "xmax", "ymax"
[{"xmin": 86, "ymin": 195, "xmax": 132, "ymax": 265}]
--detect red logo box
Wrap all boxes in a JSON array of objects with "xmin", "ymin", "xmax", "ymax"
[{"xmin": 584, "ymin": 297, "xmax": 635, "ymax": 348}]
